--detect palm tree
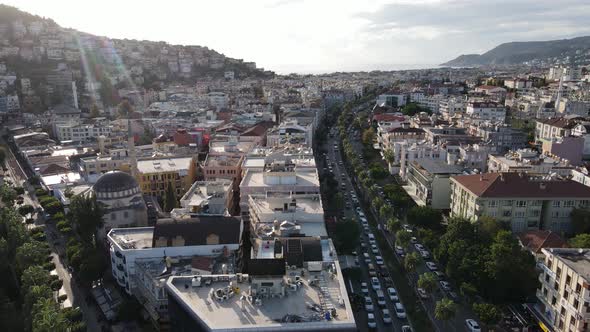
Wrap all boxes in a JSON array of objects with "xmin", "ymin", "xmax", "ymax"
[
  {"xmin": 404, "ymin": 252, "xmax": 420, "ymax": 273},
  {"xmin": 435, "ymin": 298, "xmax": 457, "ymax": 329},
  {"xmin": 383, "ymin": 149, "xmax": 395, "ymax": 166},
  {"xmin": 418, "ymin": 272, "xmax": 437, "ymax": 297},
  {"xmin": 387, "ymin": 217, "xmax": 400, "ymax": 232},
  {"xmin": 396, "ymin": 230, "xmax": 412, "ymax": 249}
]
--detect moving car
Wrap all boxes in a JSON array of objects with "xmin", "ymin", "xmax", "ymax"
[
  {"xmin": 361, "ymin": 282, "xmax": 369, "ymax": 295},
  {"xmin": 376, "ymin": 290, "xmax": 386, "ymax": 306},
  {"xmin": 465, "ymin": 319, "xmax": 481, "ymax": 332},
  {"xmin": 371, "ymin": 277, "xmax": 381, "ymax": 291},
  {"xmin": 394, "ymin": 302, "xmax": 407, "ymax": 319},
  {"xmin": 364, "ymin": 296, "xmax": 374, "ymax": 312},
  {"xmin": 371, "ymin": 244, "xmax": 379, "ymax": 255},
  {"xmin": 395, "ymin": 246, "xmax": 405, "ymax": 257},
  {"xmin": 375, "ymin": 256, "xmax": 384, "ymax": 266},
  {"xmin": 382, "ymin": 309, "xmax": 392, "ymax": 324},
  {"xmin": 387, "ymin": 287, "xmax": 399, "ymax": 301},
  {"xmin": 367, "ymin": 313, "xmax": 377, "ymax": 328}
]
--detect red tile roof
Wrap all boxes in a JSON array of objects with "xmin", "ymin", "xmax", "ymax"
[
  {"xmin": 451, "ymin": 172, "xmax": 590, "ymax": 198},
  {"xmin": 517, "ymin": 230, "xmax": 567, "ymax": 254},
  {"xmin": 373, "ymin": 113, "xmax": 406, "ymax": 122}
]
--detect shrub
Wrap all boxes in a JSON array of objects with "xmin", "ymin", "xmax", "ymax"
[
  {"xmin": 43, "ymin": 262, "xmax": 56, "ymax": 271},
  {"xmin": 32, "ymin": 232, "xmax": 46, "ymax": 242},
  {"xmin": 52, "ymin": 279, "xmax": 64, "ymax": 291},
  {"xmin": 58, "ymin": 294, "xmax": 68, "ymax": 302}
]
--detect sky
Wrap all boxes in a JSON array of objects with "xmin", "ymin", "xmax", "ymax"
[{"xmin": 4, "ymin": 0, "xmax": 590, "ymax": 74}]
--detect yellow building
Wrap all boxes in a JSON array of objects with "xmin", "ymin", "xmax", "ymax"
[{"xmin": 136, "ymin": 157, "xmax": 197, "ymax": 198}]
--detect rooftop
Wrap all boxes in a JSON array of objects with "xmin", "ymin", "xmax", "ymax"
[
  {"xmin": 543, "ymin": 248, "xmax": 590, "ymax": 282},
  {"xmin": 411, "ymin": 158, "xmax": 463, "ymax": 175},
  {"xmin": 240, "ymin": 168, "xmax": 319, "ymax": 189},
  {"xmin": 452, "ymin": 172, "xmax": 590, "ymax": 198},
  {"xmin": 108, "ymin": 227, "xmax": 154, "ymax": 250},
  {"xmin": 136, "ymin": 157, "xmax": 193, "ymax": 174},
  {"xmin": 204, "ymin": 154, "xmax": 242, "ymax": 167},
  {"xmin": 165, "ymin": 263, "xmax": 354, "ymax": 331}
]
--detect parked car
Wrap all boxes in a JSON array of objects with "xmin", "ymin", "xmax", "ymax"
[
  {"xmin": 410, "ymin": 237, "xmax": 417, "ymax": 244},
  {"xmin": 364, "ymin": 296, "xmax": 374, "ymax": 312},
  {"xmin": 394, "ymin": 302, "xmax": 407, "ymax": 319},
  {"xmin": 440, "ymin": 280, "xmax": 452, "ymax": 291},
  {"xmin": 371, "ymin": 277, "xmax": 381, "ymax": 291},
  {"xmin": 426, "ymin": 261, "xmax": 438, "ymax": 271},
  {"xmin": 367, "ymin": 313, "xmax": 377, "ymax": 328},
  {"xmin": 395, "ymin": 246, "xmax": 405, "ymax": 257},
  {"xmin": 465, "ymin": 319, "xmax": 481, "ymax": 332},
  {"xmin": 417, "ymin": 287, "xmax": 429, "ymax": 299},
  {"xmin": 401, "ymin": 325, "xmax": 412, "ymax": 332},
  {"xmin": 361, "ymin": 282, "xmax": 369, "ymax": 295},
  {"xmin": 419, "ymin": 250, "xmax": 430, "ymax": 258},
  {"xmin": 414, "ymin": 243, "xmax": 424, "ymax": 251},
  {"xmin": 387, "ymin": 287, "xmax": 399, "ymax": 301},
  {"xmin": 382, "ymin": 309, "xmax": 392, "ymax": 324}
]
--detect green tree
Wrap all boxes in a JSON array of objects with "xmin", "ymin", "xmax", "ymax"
[
  {"xmin": 15, "ymin": 241, "xmax": 50, "ymax": 275},
  {"xmin": 333, "ymin": 219, "xmax": 360, "ymax": 254},
  {"xmin": 417, "ymin": 227, "xmax": 439, "ymax": 251},
  {"xmin": 407, "ymin": 206, "xmax": 442, "ymax": 229},
  {"xmin": 476, "ymin": 216, "xmax": 505, "ymax": 243},
  {"xmin": 21, "ymin": 265, "xmax": 53, "ymax": 290},
  {"xmin": 0, "ymin": 184, "xmax": 17, "ymax": 206},
  {"xmin": 379, "ymin": 204, "xmax": 393, "ymax": 221},
  {"xmin": 362, "ymin": 127, "xmax": 375, "ymax": 145},
  {"xmin": 434, "ymin": 298, "xmax": 457, "ymax": 325},
  {"xmin": 396, "ymin": 230, "xmax": 411, "ymax": 249},
  {"xmin": 472, "ymin": 302, "xmax": 502, "ymax": 327},
  {"xmin": 418, "ymin": 272, "xmax": 438, "ymax": 295},
  {"xmin": 484, "ymin": 230, "xmax": 539, "ymax": 303},
  {"xmin": 18, "ymin": 204, "xmax": 35, "ymax": 216},
  {"xmin": 570, "ymin": 233, "xmax": 590, "ymax": 248},
  {"xmin": 117, "ymin": 98, "xmax": 133, "ymax": 119},
  {"xmin": 387, "ymin": 217, "xmax": 400, "ymax": 233},
  {"xmin": 0, "ymin": 290, "xmax": 22, "ymax": 331},
  {"xmin": 31, "ymin": 298, "xmax": 70, "ymax": 331},
  {"xmin": 0, "ymin": 147, "xmax": 6, "ymax": 167},
  {"xmin": 459, "ymin": 282, "xmax": 478, "ymax": 300},
  {"xmin": 404, "ymin": 252, "xmax": 420, "ymax": 273},
  {"xmin": 383, "ymin": 149, "xmax": 395, "ymax": 166},
  {"xmin": 571, "ymin": 208, "xmax": 590, "ymax": 234},
  {"xmin": 163, "ymin": 182, "xmax": 178, "ymax": 212},
  {"xmin": 69, "ymin": 194, "xmax": 104, "ymax": 243}
]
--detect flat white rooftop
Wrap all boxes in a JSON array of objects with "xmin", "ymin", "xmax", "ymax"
[
  {"xmin": 108, "ymin": 227, "xmax": 154, "ymax": 250},
  {"xmin": 137, "ymin": 157, "xmax": 192, "ymax": 174},
  {"xmin": 241, "ymin": 169, "xmax": 319, "ymax": 189},
  {"xmin": 166, "ymin": 269, "xmax": 355, "ymax": 331}
]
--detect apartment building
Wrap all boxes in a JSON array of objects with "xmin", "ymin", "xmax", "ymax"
[
  {"xmin": 466, "ymin": 101, "xmax": 506, "ymax": 123},
  {"xmin": 376, "ymin": 92, "xmax": 407, "ymax": 107},
  {"xmin": 55, "ymin": 122, "xmax": 113, "ymax": 143},
  {"xmin": 404, "ymin": 159, "xmax": 463, "ymax": 209},
  {"xmin": 450, "ymin": 173, "xmax": 590, "ymax": 233},
  {"xmin": 535, "ymin": 248, "xmax": 590, "ymax": 332},
  {"xmin": 487, "ymin": 149, "xmax": 574, "ymax": 177},
  {"xmin": 137, "ymin": 157, "xmax": 197, "ymax": 197},
  {"xmin": 535, "ymin": 118, "xmax": 578, "ymax": 144}
]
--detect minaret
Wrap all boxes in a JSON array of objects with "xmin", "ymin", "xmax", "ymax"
[{"xmin": 128, "ymin": 117, "xmax": 138, "ymax": 177}]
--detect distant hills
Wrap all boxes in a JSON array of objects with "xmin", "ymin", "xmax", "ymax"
[{"xmin": 441, "ymin": 36, "xmax": 590, "ymax": 67}]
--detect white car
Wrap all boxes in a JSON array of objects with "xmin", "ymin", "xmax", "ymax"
[
  {"xmin": 381, "ymin": 309, "xmax": 392, "ymax": 324},
  {"xmin": 417, "ymin": 287, "xmax": 428, "ymax": 299},
  {"xmin": 364, "ymin": 296, "xmax": 374, "ymax": 312},
  {"xmin": 371, "ymin": 245, "xmax": 379, "ymax": 254},
  {"xmin": 371, "ymin": 277, "xmax": 381, "ymax": 291},
  {"xmin": 394, "ymin": 302, "xmax": 407, "ymax": 319},
  {"xmin": 426, "ymin": 261, "xmax": 438, "ymax": 271},
  {"xmin": 375, "ymin": 256, "xmax": 384, "ymax": 265},
  {"xmin": 465, "ymin": 319, "xmax": 481, "ymax": 332},
  {"xmin": 419, "ymin": 250, "xmax": 430, "ymax": 258},
  {"xmin": 414, "ymin": 243, "xmax": 424, "ymax": 251},
  {"xmin": 440, "ymin": 280, "xmax": 452, "ymax": 291},
  {"xmin": 361, "ymin": 282, "xmax": 369, "ymax": 295},
  {"xmin": 367, "ymin": 313, "xmax": 377, "ymax": 328},
  {"xmin": 401, "ymin": 326, "xmax": 412, "ymax": 332},
  {"xmin": 387, "ymin": 287, "xmax": 399, "ymax": 301}
]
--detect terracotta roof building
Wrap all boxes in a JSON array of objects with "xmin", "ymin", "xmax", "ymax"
[{"xmin": 450, "ymin": 172, "xmax": 590, "ymax": 234}]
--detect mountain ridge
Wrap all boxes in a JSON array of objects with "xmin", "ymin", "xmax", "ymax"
[{"xmin": 441, "ymin": 36, "xmax": 590, "ymax": 67}]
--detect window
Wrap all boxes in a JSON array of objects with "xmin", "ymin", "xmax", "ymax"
[
  {"xmin": 516, "ymin": 200, "xmax": 527, "ymax": 207},
  {"xmin": 488, "ymin": 200, "xmax": 498, "ymax": 208},
  {"xmin": 574, "ymin": 299, "xmax": 580, "ymax": 310},
  {"xmin": 552, "ymin": 296, "xmax": 557, "ymax": 305},
  {"xmin": 561, "ymin": 307, "xmax": 566, "ymax": 316},
  {"xmin": 553, "ymin": 201, "xmax": 561, "ymax": 208},
  {"xmin": 515, "ymin": 211, "xmax": 525, "ymax": 218},
  {"xmin": 554, "ymin": 281, "xmax": 559, "ymax": 291},
  {"xmin": 503, "ymin": 210, "xmax": 512, "ymax": 217},
  {"xmin": 576, "ymin": 283, "xmax": 582, "ymax": 294},
  {"xmin": 564, "ymin": 200, "xmax": 574, "ymax": 207},
  {"xmin": 571, "ymin": 316, "xmax": 576, "ymax": 326},
  {"xmin": 566, "ymin": 275, "xmax": 572, "ymax": 286},
  {"xmin": 564, "ymin": 290, "xmax": 569, "ymax": 300}
]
